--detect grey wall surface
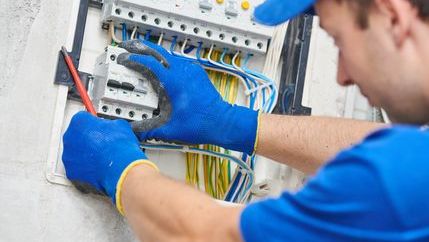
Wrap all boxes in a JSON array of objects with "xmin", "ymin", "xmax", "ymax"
[{"xmin": 0, "ymin": 1, "xmax": 136, "ymax": 241}]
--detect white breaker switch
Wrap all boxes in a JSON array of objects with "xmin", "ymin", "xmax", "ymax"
[
  {"xmin": 199, "ymin": 0, "xmax": 213, "ymax": 10},
  {"xmin": 91, "ymin": 46, "xmax": 159, "ymax": 121},
  {"xmin": 225, "ymin": 1, "xmax": 239, "ymax": 17}
]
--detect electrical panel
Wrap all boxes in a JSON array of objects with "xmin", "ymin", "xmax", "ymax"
[
  {"xmin": 101, "ymin": 0, "xmax": 274, "ymax": 54},
  {"xmin": 48, "ymin": 0, "xmax": 311, "ymax": 201},
  {"xmin": 91, "ymin": 46, "xmax": 158, "ymax": 121}
]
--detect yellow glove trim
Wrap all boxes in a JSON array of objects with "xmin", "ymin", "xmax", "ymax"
[
  {"xmin": 115, "ymin": 159, "xmax": 159, "ymax": 216},
  {"xmin": 251, "ymin": 110, "xmax": 262, "ymax": 156}
]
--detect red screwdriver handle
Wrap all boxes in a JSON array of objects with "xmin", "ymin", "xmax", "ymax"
[{"xmin": 61, "ymin": 46, "xmax": 97, "ymax": 116}]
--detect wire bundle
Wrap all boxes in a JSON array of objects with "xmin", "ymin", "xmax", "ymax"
[
  {"xmin": 108, "ymin": 22, "xmax": 288, "ymax": 203},
  {"xmin": 185, "ymin": 51, "xmax": 240, "ymax": 199}
]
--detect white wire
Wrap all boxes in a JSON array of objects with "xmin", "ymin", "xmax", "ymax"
[
  {"xmin": 130, "ymin": 26, "xmax": 138, "ymax": 40},
  {"xmin": 231, "ymin": 51, "xmax": 274, "ymax": 111},
  {"xmin": 109, "ymin": 22, "xmax": 122, "ymax": 44},
  {"xmin": 262, "ymin": 22, "xmax": 289, "ymax": 113},
  {"xmin": 158, "ymin": 32, "xmax": 164, "ymax": 45},
  {"xmin": 230, "ymin": 170, "xmax": 246, "ymax": 202}
]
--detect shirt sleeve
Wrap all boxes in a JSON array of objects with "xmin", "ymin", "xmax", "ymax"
[{"xmin": 240, "ymin": 150, "xmax": 397, "ymax": 242}]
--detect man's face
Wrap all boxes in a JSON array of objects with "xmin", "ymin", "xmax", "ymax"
[{"xmin": 315, "ymin": 0, "xmax": 429, "ymax": 124}]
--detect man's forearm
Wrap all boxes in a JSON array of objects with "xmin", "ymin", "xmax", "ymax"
[
  {"xmin": 121, "ymin": 164, "xmax": 243, "ymax": 242},
  {"xmin": 257, "ymin": 114, "xmax": 384, "ymax": 174}
]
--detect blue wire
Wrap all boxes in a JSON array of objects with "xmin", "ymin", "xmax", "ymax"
[
  {"xmin": 145, "ymin": 30, "xmax": 151, "ymax": 40},
  {"xmin": 136, "ymin": 32, "xmax": 140, "ymax": 39},
  {"xmin": 242, "ymin": 53, "xmax": 279, "ymax": 112},
  {"xmin": 225, "ymin": 172, "xmax": 242, "ymax": 201},
  {"xmin": 121, "ymin": 23, "xmax": 128, "ymax": 41},
  {"xmin": 170, "ymin": 37, "xmax": 187, "ymax": 60},
  {"xmin": 220, "ymin": 48, "xmax": 230, "ymax": 66},
  {"xmin": 281, "ymin": 85, "xmax": 295, "ymax": 113},
  {"xmin": 243, "ymin": 60, "xmax": 277, "ymax": 111},
  {"xmin": 225, "ymin": 153, "xmax": 253, "ymax": 202},
  {"xmin": 140, "ymin": 143, "xmax": 254, "ymax": 201},
  {"xmin": 184, "ymin": 45, "xmax": 195, "ymax": 54},
  {"xmin": 244, "ymin": 54, "xmax": 266, "ymax": 103},
  {"xmin": 233, "ymin": 174, "xmax": 246, "ymax": 201},
  {"xmin": 170, "ymin": 37, "xmax": 179, "ymax": 56}
]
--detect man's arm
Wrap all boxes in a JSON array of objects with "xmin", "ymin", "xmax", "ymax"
[
  {"xmin": 257, "ymin": 114, "xmax": 384, "ymax": 174},
  {"xmin": 121, "ymin": 164, "xmax": 243, "ymax": 242}
]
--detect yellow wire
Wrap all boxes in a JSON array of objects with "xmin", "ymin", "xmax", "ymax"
[{"xmin": 185, "ymin": 49, "xmax": 241, "ymax": 199}]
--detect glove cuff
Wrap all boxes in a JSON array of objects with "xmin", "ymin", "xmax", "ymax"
[
  {"xmin": 102, "ymin": 143, "xmax": 149, "ymax": 204},
  {"xmin": 115, "ymin": 160, "xmax": 160, "ymax": 215},
  {"xmin": 253, "ymin": 111, "xmax": 262, "ymax": 155},
  {"xmin": 217, "ymin": 105, "xmax": 260, "ymax": 155}
]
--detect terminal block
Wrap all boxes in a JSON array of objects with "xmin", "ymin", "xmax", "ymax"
[{"xmin": 92, "ymin": 46, "xmax": 159, "ymax": 121}]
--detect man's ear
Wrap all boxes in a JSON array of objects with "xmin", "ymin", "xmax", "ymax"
[{"xmin": 374, "ymin": 0, "xmax": 415, "ymax": 46}]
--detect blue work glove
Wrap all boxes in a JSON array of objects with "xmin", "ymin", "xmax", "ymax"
[
  {"xmin": 117, "ymin": 40, "xmax": 260, "ymax": 155},
  {"xmin": 253, "ymin": 0, "xmax": 315, "ymax": 26},
  {"xmin": 62, "ymin": 111, "xmax": 158, "ymax": 214}
]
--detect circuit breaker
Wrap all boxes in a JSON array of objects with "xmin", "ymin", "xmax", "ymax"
[
  {"xmin": 91, "ymin": 46, "xmax": 158, "ymax": 121},
  {"xmin": 101, "ymin": 0, "xmax": 274, "ymax": 54}
]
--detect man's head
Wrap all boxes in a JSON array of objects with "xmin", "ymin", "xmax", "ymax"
[{"xmin": 255, "ymin": 0, "xmax": 429, "ymax": 124}]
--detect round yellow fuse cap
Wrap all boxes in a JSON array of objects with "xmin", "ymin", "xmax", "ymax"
[
  {"xmin": 241, "ymin": 1, "xmax": 250, "ymax": 10},
  {"xmin": 216, "ymin": 0, "xmax": 224, "ymax": 4}
]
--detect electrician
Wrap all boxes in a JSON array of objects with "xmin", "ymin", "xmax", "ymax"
[{"xmin": 62, "ymin": 0, "xmax": 429, "ymax": 241}]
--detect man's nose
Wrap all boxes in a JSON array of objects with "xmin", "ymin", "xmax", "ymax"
[{"xmin": 337, "ymin": 53, "xmax": 354, "ymax": 86}]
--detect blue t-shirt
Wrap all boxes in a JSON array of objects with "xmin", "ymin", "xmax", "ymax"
[{"xmin": 241, "ymin": 126, "xmax": 429, "ymax": 242}]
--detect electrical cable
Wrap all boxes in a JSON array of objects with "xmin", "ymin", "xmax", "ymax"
[
  {"xmin": 157, "ymin": 32, "xmax": 164, "ymax": 45},
  {"xmin": 131, "ymin": 26, "xmax": 138, "ymax": 40},
  {"xmin": 145, "ymin": 30, "xmax": 151, "ymax": 40},
  {"xmin": 109, "ymin": 22, "xmax": 122, "ymax": 44},
  {"xmin": 141, "ymin": 143, "xmax": 255, "ymax": 196},
  {"xmin": 121, "ymin": 23, "xmax": 128, "ymax": 41}
]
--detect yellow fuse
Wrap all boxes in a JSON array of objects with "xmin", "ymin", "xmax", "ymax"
[
  {"xmin": 241, "ymin": 0, "xmax": 250, "ymax": 10},
  {"xmin": 217, "ymin": 0, "xmax": 224, "ymax": 4}
]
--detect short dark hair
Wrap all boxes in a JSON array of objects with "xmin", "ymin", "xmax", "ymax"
[{"xmin": 339, "ymin": 0, "xmax": 429, "ymax": 28}]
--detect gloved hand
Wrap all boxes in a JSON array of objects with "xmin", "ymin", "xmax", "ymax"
[
  {"xmin": 62, "ymin": 111, "xmax": 158, "ymax": 214},
  {"xmin": 253, "ymin": 0, "xmax": 315, "ymax": 26},
  {"xmin": 117, "ymin": 40, "xmax": 260, "ymax": 155}
]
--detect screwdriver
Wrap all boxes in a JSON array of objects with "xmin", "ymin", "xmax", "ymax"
[{"xmin": 61, "ymin": 46, "xmax": 97, "ymax": 116}]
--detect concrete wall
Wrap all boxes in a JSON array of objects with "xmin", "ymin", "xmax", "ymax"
[{"xmin": 0, "ymin": 0, "xmax": 136, "ymax": 241}]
